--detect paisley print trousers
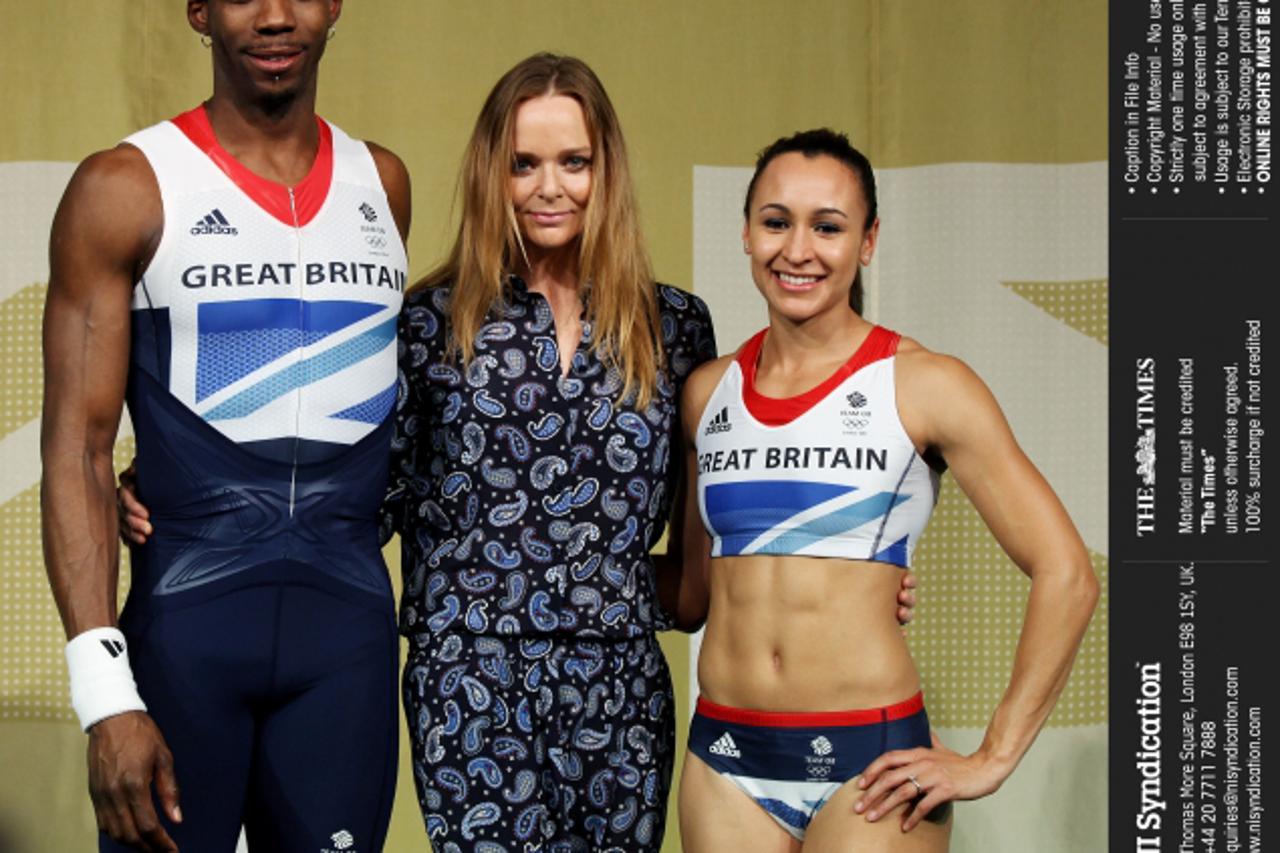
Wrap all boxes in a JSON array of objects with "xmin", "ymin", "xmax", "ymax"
[{"xmin": 403, "ymin": 632, "xmax": 675, "ymax": 852}]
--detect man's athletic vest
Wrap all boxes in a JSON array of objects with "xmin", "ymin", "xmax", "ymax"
[{"xmin": 121, "ymin": 106, "xmax": 406, "ymax": 603}]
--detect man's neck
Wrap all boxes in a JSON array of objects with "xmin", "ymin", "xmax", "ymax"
[{"xmin": 202, "ymin": 85, "xmax": 320, "ymax": 186}]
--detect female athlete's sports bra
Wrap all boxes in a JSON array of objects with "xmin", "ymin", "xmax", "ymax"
[{"xmin": 695, "ymin": 326, "xmax": 939, "ymax": 567}]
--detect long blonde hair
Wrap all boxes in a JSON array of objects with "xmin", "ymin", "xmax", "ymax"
[{"xmin": 417, "ymin": 53, "xmax": 661, "ymax": 405}]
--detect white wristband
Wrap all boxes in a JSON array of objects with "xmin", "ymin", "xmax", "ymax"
[{"xmin": 65, "ymin": 627, "xmax": 147, "ymax": 732}]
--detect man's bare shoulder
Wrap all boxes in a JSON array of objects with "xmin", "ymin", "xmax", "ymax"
[
  {"xmin": 52, "ymin": 144, "xmax": 162, "ymax": 276},
  {"xmin": 364, "ymin": 141, "xmax": 407, "ymax": 178},
  {"xmin": 70, "ymin": 144, "xmax": 158, "ymax": 199},
  {"xmin": 61, "ymin": 144, "xmax": 161, "ymax": 228},
  {"xmin": 364, "ymin": 141, "xmax": 411, "ymax": 240}
]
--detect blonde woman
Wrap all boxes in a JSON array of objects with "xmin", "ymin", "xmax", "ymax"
[
  {"xmin": 383, "ymin": 54, "xmax": 715, "ymax": 852},
  {"xmin": 677, "ymin": 129, "xmax": 1099, "ymax": 852}
]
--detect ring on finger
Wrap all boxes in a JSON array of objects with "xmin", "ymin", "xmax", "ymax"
[{"xmin": 908, "ymin": 774, "xmax": 923, "ymax": 796}]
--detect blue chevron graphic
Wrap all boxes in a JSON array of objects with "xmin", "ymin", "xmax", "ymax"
[
  {"xmin": 751, "ymin": 490, "xmax": 910, "ymax": 556},
  {"xmin": 705, "ymin": 481, "xmax": 856, "ymax": 554},
  {"xmin": 331, "ymin": 381, "xmax": 397, "ymax": 424},
  {"xmin": 873, "ymin": 534, "xmax": 910, "ymax": 565},
  {"xmin": 196, "ymin": 300, "xmax": 385, "ymax": 400},
  {"xmin": 756, "ymin": 797, "xmax": 810, "ymax": 830},
  {"xmin": 203, "ymin": 317, "xmax": 396, "ymax": 421}
]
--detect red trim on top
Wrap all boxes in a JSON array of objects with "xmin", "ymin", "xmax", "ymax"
[
  {"xmin": 736, "ymin": 325, "xmax": 901, "ymax": 426},
  {"xmin": 695, "ymin": 692, "xmax": 925, "ymax": 728},
  {"xmin": 170, "ymin": 104, "xmax": 333, "ymax": 227}
]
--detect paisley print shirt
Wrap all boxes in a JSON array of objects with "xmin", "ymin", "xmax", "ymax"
[{"xmin": 386, "ymin": 279, "xmax": 716, "ymax": 638}]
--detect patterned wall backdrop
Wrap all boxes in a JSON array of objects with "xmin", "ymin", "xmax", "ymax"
[{"xmin": 1, "ymin": 2, "xmax": 1104, "ymax": 850}]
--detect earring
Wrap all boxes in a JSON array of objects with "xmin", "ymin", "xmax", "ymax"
[
  {"xmin": 200, "ymin": 34, "xmax": 212, "ymax": 48},
  {"xmin": 327, "ymin": 26, "xmax": 337, "ymax": 41},
  {"xmin": 743, "ymin": 243, "xmax": 751, "ymax": 254}
]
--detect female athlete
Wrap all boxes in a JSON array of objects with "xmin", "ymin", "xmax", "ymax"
[{"xmin": 677, "ymin": 129, "xmax": 1098, "ymax": 852}]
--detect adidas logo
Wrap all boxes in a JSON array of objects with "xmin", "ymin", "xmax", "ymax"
[
  {"xmin": 708, "ymin": 732, "xmax": 741, "ymax": 758},
  {"xmin": 704, "ymin": 406, "xmax": 732, "ymax": 435},
  {"xmin": 810, "ymin": 735, "xmax": 834, "ymax": 756},
  {"xmin": 190, "ymin": 209, "xmax": 238, "ymax": 236},
  {"xmin": 99, "ymin": 638, "xmax": 125, "ymax": 658},
  {"xmin": 358, "ymin": 202, "xmax": 378, "ymax": 222}
]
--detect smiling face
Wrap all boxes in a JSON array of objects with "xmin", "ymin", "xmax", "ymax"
[
  {"xmin": 190, "ymin": 0, "xmax": 341, "ymax": 102},
  {"xmin": 744, "ymin": 151, "xmax": 879, "ymax": 322},
  {"xmin": 509, "ymin": 94, "xmax": 594, "ymax": 261}
]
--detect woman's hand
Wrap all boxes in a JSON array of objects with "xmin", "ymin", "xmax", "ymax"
[
  {"xmin": 854, "ymin": 732, "xmax": 1007, "ymax": 831},
  {"xmin": 896, "ymin": 571, "xmax": 918, "ymax": 628},
  {"xmin": 117, "ymin": 464, "xmax": 152, "ymax": 545}
]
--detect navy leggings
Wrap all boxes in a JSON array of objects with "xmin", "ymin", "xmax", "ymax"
[{"xmin": 107, "ymin": 581, "xmax": 398, "ymax": 853}]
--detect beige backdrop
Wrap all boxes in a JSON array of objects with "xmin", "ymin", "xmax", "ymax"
[{"xmin": 0, "ymin": 2, "xmax": 1106, "ymax": 850}]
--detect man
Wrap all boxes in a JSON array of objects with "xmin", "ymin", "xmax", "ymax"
[{"xmin": 41, "ymin": 1, "xmax": 409, "ymax": 850}]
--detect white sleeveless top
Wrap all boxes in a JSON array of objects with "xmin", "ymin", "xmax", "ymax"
[
  {"xmin": 124, "ymin": 105, "xmax": 406, "ymax": 461},
  {"xmin": 695, "ymin": 326, "xmax": 939, "ymax": 567}
]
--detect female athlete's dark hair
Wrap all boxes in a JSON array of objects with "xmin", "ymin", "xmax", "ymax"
[{"xmin": 743, "ymin": 129, "xmax": 877, "ymax": 314}]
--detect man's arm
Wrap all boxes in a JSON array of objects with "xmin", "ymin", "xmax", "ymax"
[
  {"xmin": 43, "ymin": 147, "xmax": 149, "ymax": 637},
  {"xmin": 42, "ymin": 144, "xmax": 181, "ymax": 852}
]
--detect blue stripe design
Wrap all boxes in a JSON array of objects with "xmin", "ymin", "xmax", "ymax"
[
  {"xmin": 331, "ymin": 381, "xmax": 397, "ymax": 424},
  {"xmin": 196, "ymin": 300, "xmax": 386, "ymax": 400},
  {"xmin": 199, "ymin": 299, "xmax": 383, "ymax": 335},
  {"xmin": 705, "ymin": 481, "xmax": 855, "ymax": 555},
  {"xmin": 751, "ymin": 491, "xmax": 910, "ymax": 556},
  {"xmin": 204, "ymin": 317, "xmax": 396, "ymax": 421},
  {"xmin": 756, "ymin": 797, "xmax": 810, "ymax": 831},
  {"xmin": 873, "ymin": 534, "xmax": 910, "ymax": 566}
]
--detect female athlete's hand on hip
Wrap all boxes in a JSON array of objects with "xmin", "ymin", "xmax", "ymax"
[{"xmin": 854, "ymin": 731, "xmax": 1008, "ymax": 831}]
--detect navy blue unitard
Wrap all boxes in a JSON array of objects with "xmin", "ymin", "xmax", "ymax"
[
  {"xmin": 387, "ymin": 280, "xmax": 716, "ymax": 852},
  {"xmin": 107, "ymin": 108, "xmax": 405, "ymax": 853}
]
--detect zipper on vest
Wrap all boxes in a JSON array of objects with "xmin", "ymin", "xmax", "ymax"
[{"xmin": 287, "ymin": 186, "xmax": 302, "ymax": 517}]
